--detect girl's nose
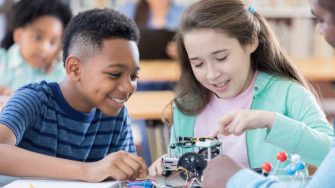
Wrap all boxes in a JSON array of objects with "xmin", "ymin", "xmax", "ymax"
[{"xmin": 206, "ymin": 63, "xmax": 220, "ymax": 81}]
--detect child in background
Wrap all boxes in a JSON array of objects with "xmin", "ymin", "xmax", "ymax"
[
  {"xmin": 0, "ymin": 8, "xmax": 147, "ymax": 184},
  {"xmin": 149, "ymin": 0, "xmax": 333, "ymax": 177},
  {"xmin": 0, "ymin": 0, "xmax": 72, "ymax": 93},
  {"xmin": 203, "ymin": 0, "xmax": 335, "ymax": 187}
]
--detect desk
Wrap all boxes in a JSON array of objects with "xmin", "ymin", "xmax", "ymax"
[
  {"xmin": 4, "ymin": 177, "xmax": 184, "ymax": 188},
  {"xmin": 126, "ymin": 91, "xmax": 174, "ymax": 120},
  {"xmin": 139, "ymin": 60, "xmax": 179, "ymax": 82},
  {"xmin": 293, "ymin": 57, "xmax": 335, "ymax": 81},
  {"xmin": 3, "ymin": 178, "xmax": 120, "ymax": 188}
]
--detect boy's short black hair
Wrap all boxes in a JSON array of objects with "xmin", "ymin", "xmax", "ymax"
[
  {"xmin": 1, "ymin": 0, "xmax": 72, "ymax": 49},
  {"xmin": 62, "ymin": 8, "xmax": 140, "ymax": 65}
]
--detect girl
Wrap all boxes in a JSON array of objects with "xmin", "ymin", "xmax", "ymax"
[
  {"xmin": 0, "ymin": 0, "xmax": 72, "ymax": 93},
  {"xmin": 149, "ymin": 0, "xmax": 334, "ymax": 176}
]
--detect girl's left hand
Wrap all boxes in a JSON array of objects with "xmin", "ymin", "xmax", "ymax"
[{"xmin": 211, "ymin": 110, "xmax": 276, "ymax": 137}]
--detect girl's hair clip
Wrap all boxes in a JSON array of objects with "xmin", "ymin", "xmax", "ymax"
[{"xmin": 248, "ymin": 6, "xmax": 255, "ymax": 14}]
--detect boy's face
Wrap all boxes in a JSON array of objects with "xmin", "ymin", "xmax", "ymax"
[
  {"xmin": 14, "ymin": 16, "xmax": 63, "ymax": 69},
  {"xmin": 311, "ymin": 0, "xmax": 335, "ymax": 48},
  {"xmin": 73, "ymin": 39, "xmax": 140, "ymax": 116}
]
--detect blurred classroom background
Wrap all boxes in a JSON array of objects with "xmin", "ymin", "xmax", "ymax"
[{"xmin": 1, "ymin": 0, "xmax": 335, "ymax": 165}]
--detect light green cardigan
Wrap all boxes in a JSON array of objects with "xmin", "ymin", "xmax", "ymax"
[{"xmin": 171, "ymin": 72, "xmax": 334, "ymax": 168}]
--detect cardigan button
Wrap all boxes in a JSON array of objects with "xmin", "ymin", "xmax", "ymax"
[{"xmin": 254, "ymin": 86, "xmax": 259, "ymax": 91}]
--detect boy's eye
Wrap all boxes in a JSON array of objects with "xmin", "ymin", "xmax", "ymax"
[
  {"xmin": 108, "ymin": 73, "xmax": 121, "ymax": 79},
  {"xmin": 131, "ymin": 73, "xmax": 139, "ymax": 81}
]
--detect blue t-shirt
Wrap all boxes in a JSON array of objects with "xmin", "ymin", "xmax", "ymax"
[{"xmin": 0, "ymin": 81, "xmax": 135, "ymax": 162}]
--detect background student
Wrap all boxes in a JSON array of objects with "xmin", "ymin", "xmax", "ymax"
[
  {"xmin": 202, "ymin": 0, "xmax": 335, "ymax": 187},
  {"xmin": 0, "ymin": 8, "xmax": 147, "ymax": 185},
  {"xmin": 0, "ymin": 0, "xmax": 72, "ymax": 94},
  {"xmin": 149, "ymin": 0, "xmax": 333, "ymax": 177}
]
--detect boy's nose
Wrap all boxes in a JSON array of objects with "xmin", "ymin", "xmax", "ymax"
[{"xmin": 119, "ymin": 78, "xmax": 137, "ymax": 94}]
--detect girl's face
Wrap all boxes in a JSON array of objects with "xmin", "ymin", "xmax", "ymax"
[
  {"xmin": 183, "ymin": 29, "xmax": 257, "ymax": 99},
  {"xmin": 14, "ymin": 16, "xmax": 63, "ymax": 69},
  {"xmin": 311, "ymin": 0, "xmax": 335, "ymax": 48}
]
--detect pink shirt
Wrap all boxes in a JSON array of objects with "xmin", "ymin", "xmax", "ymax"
[{"xmin": 194, "ymin": 73, "xmax": 258, "ymax": 168}]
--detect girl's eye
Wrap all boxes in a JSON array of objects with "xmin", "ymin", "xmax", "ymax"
[
  {"xmin": 194, "ymin": 62, "xmax": 203, "ymax": 68},
  {"xmin": 217, "ymin": 56, "xmax": 227, "ymax": 62}
]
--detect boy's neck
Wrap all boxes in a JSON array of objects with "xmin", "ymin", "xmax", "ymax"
[{"xmin": 59, "ymin": 80, "xmax": 94, "ymax": 113}]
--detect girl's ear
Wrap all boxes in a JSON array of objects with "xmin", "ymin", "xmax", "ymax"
[
  {"xmin": 65, "ymin": 55, "xmax": 81, "ymax": 81},
  {"xmin": 13, "ymin": 28, "xmax": 23, "ymax": 43},
  {"xmin": 247, "ymin": 33, "xmax": 259, "ymax": 53}
]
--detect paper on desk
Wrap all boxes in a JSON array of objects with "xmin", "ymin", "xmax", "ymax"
[{"xmin": 3, "ymin": 178, "xmax": 121, "ymax": 188}]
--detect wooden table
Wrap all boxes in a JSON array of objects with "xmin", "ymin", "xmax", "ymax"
[
  {"xmin": 139, "ymin": 60, "xmax": 179, "ymax": 82},
  {"xmin": 292, "ymin": 57, "xmax": 335, "ymax": 81},
  {"xmin": 126, "ymin": 91, "xmax": 174, "ymax": 120}
]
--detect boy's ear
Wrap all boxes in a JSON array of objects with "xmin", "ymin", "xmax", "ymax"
[
  {"xmin": 13, "ymin": 28, "xmax": 23, "ymax": 43},
  {"xmin": 65, "ymin": 55, "xmax": 81, "ymax": 81}
]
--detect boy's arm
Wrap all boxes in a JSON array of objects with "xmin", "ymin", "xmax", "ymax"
[
  {"xmin": 0, "ymin": 124, "xmax": 147, "ymax": 182},
  {"xmin": 0, "ymin": 125, "xmax": 87, "ymax": 181}
]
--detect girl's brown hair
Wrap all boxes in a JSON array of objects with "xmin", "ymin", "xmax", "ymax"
[{"xmin": 174, "ymin": 0, "xmax": 314, "ymax": 115}]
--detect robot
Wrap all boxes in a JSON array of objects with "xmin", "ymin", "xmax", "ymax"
[{"xmin": 162, "ymin": 136, "xmax": 223, "ymax": 181}]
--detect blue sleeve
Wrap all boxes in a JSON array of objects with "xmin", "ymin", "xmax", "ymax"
[
  {"xmin": 227, "ymin": 170, "xmax": 306, "ymax": 188},
  {"xmin": 115, "ymin": 108, "xmax": 136, "ymax": 154},
  {"xmin": 0, "ymin": 87, "xmax": 42, "ymax": 144},
  {"xmin": 305, "ymin": 143, "xmax": 335, "ymax": 188},
  {"xmin": 228, "ymin": 141, "xmax": 335, "ymax": 187}
]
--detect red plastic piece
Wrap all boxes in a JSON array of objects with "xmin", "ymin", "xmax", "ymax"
[
  {"xmin": 261, "ymin": 162, "xmax": 272, "ymax": 173},
  {"xmin": 276, "ymin": 151, "xmax": 288, "ymax": 162}
]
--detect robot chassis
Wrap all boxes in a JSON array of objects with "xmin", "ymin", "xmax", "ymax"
[{"xmin": 162, "ymin": 136, "xmax": 223, "ymax": 180}]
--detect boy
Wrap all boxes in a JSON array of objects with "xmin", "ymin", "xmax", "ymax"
[
  {"xmin": 0, "ymin": 8, "xmax": 147, "ymax": 183},
  {"xmin": 202, "ymin": 0, "xmax": 335, "ymax": 187}
]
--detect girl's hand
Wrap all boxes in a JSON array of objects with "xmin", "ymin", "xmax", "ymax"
[
  {"xmin": 211, "ymin": 110, "xmax": 275, "ymax": 137},
  {"xmin": 149, "ymin": 154, "xmax": 167, "ymax": 177}
]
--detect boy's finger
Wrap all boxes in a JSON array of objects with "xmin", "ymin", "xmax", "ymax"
[
  {"xmin": 116, "ymin": 160, "xmax": 136, "ymax": 178},
  {"xmin": 127, "ymin": 153, "xmax": 148, "ymax": 173}
]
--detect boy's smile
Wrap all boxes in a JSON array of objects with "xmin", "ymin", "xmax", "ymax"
[{"xmin": 62, "ymin": 38, "xmax": 140, "ymax": 116}]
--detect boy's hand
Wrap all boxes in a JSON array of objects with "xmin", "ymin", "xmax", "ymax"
[
  {"xmin": 84, "ymin": 151, "xmax": 148, "ymax": 182},
  {"xmin": 149, "ymin": 154, "xmax": 167, "ymax": 177},
  {"xmin": 211, "ymin": 110, "xmax": 275, "ymax": 137}
]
